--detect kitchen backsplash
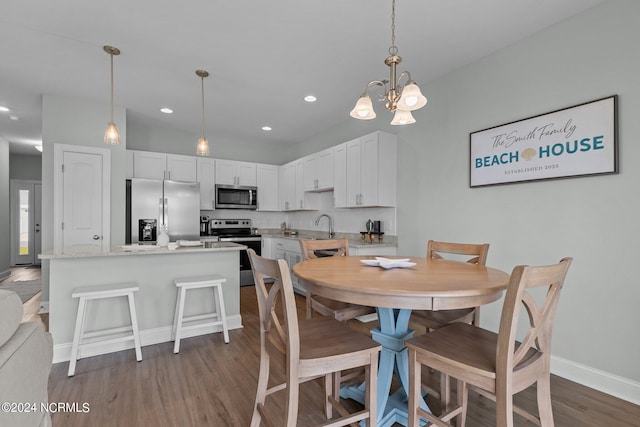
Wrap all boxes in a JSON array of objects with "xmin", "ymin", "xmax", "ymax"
[{"xmin": 202, "ymin": 192, "xmax": 397, "ymax": 235}]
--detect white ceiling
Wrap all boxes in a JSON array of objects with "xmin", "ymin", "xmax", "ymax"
[{"xmin": 0, "ymin": 0, "xmax": 607, "ymax": 156}]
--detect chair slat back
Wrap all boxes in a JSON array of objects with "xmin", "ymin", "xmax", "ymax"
[
  {"xmin": 497, "ymin": 257, "xmax": 572, "ymax": 373},
  {"xmin": 248, "ymin": 249, "xmax": 300, "ymax": 365},
  {"xmin": 299, "ymin": 238, "xmax": 349, "ymax": 260},
  {"xmin": 427, "ymin": 240, "xmax": 490, "ymax": 265}
]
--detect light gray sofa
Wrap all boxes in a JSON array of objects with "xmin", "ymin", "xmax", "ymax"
[{"xmin": 0, "ymin": 289, "xmax": 53, "ymax": 427}]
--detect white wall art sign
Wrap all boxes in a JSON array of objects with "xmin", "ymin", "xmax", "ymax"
[{"xmin": 470, "ymin": 96, "xmax": 618, "ymax": 187}]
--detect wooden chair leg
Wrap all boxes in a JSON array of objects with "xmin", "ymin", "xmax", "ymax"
[
  {"xmin": 251, "ymin": 353, "xmax": 270, "ymax": 427},
  {"xmin": 284, "ymin": 377, "xmax": 299, "ymax": 427},
  {"xmin": 537, "ymin": 374, "xmax": 555, "ymax": 427},
  {"xmin": 408, "ymin": 349, "xmax": 420, "ymax": 427},
  {"xmin": 495, "ymin": 385, "xmax": 515, "ymax": 427},
  {"xmin": 366, "ymin": 353, "xmax": 378, "ymax": 427},
  {"xmin": 441, "ymin": 372, "xmax": 451, "ymax": 414},
  {"xmin": 324, "ymin": 373, "xmax": 333, "ymax": 419},
  {"xmin": 457, "ymin": 379, "xmax": 468, "ymax": 427},
  {"xmin": 305, "ymin": 292, "xmax": 313, "ymax": 319}
]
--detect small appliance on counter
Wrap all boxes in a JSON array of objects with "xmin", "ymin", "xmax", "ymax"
[
  {"xmin": 139, "ymin": 219, "xmax": 158, "ymax": 244},
  {"xmin": 200, "ymin": 216, "xmax": 211, "ymax": 236}
]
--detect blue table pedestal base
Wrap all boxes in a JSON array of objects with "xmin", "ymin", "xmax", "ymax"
[{"xmin": 340, "ymin": 307, "xmax": 431, "ymax": 426}]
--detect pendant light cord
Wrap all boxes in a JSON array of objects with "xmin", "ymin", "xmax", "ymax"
[
  {"xmin": 201, "ymin": 75, "xmax": 205, "ymax": 139},
  {"xmin": 110, "ymin": 52, "xmax": 114, "ymax": 123},
  {"xmin": 389, "ymin": 0, "xmax": 397, "ymax": 56}
]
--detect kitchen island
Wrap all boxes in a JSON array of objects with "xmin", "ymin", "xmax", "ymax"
[{"xmin": 40, "ymin": 242, "xmax": 245, "ymax": 363}]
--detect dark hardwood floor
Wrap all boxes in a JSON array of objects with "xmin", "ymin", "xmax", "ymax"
[{"xmin": 44, "ymin": 284, "xmax": 640, "ymax": 426}]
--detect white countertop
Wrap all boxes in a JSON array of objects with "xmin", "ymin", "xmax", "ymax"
[
  {"xmin": 259, "ymin": 230, "xmax": 397, "ymax": 249},
  {"xmin": 39, "ymin": 241, "xmax": 246, "ymax": 260}
]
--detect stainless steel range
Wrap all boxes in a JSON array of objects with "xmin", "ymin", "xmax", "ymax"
[{"xmin": 206, "ymin": 219, "xmax": 261, "ymax": 286}]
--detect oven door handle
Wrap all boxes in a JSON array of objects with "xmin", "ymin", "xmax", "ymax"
[{"xmin": 219, "ymin": 237, "xmax": 262, "ymax": 242}]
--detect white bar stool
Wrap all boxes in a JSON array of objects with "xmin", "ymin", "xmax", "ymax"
[
  {"xmin": 172, "ymin": 275, "xmax": 229, "ymax": 354},
  {"xmin": 68, "ymin": 282, "xmax": 142, "ymax": 376}
]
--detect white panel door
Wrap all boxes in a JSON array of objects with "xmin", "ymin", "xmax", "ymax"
[
  {"xmin": 333, "ymin": 143, "xmax": 347, "ymax": 208},
  {"xmin": 62, "ymin": 151, "xmax": 104, "ymax": 251},
  {"xmin": 346, "ymin": 138, "xmax": 362, "ymax": 207}
]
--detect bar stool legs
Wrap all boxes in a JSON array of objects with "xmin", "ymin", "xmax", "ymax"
[
  {"xmin": 172, "ymin": 275, "xmax": 229, "ymax": 354},
  {"xmin": 68, "ymin": 282, "xmax": 142, "ymax": 377}
]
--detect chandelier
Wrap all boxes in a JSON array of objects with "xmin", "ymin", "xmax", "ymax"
[
  {"xmin": 103, "ymin": 46, "xmax": 121, "ymax": 144},
  {"xmin": 350, "ymin": 0, "xmax": 427, "ymax": 125},
  {"xmin": 195, "ymin": 70, "xmax": 210, "ymax": 156}
]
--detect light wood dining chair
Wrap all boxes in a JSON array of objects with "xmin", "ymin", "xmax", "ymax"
[
  {"xmin": 299, "ymin": 238, "xmax": 376, "ymax": 322},
  {"xmin": 247, "ymin": 249, "xmax": 381, "ymax": 427},
  {"xmin": 406, "ymin": 257, "xmax": 572, "ymax": 427},
  {"xmin": 411, "ymin": 240, "xmax": 490, "ymax": 331},
  {"xmin": 410, "ymin": 240, "xmax": 490, "ymax": 410}
]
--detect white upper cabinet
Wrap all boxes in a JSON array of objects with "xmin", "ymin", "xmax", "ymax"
[
  {"xmin": 333, "ymin": 142, "xmax": 348, "ymax": 208},
  {"xmin": 197, "ymin": 157, "xmax": 216, "ymax": 210},
  {"xmin": 280, "ymin": 159, "xmax": 313, "ymax": 211},
  {"xmin": 256, "ymin": 163, "xmax": 279, "ymax": 211},
  {"xmin": 342, "ymin": 131, "xmax": 397, "ymax": 208},
  {"xmin": 131, "ymin": 150, "xmax": 197, "ymax": 182},
  {"xmin": 303, "ymin": 147, "xmax": 334, "ymax": 192},
  {"xmin": 215, "ymin": 159, "xmax": 257, "ymax": 186}
]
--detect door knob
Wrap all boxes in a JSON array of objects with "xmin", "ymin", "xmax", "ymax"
[{"xmin": 92, "ymin": 235, "xmax": 101, "ymax": 240}]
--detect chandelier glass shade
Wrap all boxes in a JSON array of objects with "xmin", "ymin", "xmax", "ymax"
[
  {"xmin": 103, "ymin": 46, "xmax": 121, "ymax": 145},
  {"xmin": 196, "ymin": 70, "xmax": 210, "ymax": 156},
  {"xmin": 350, "ymin": 0, "xmax": 427, "ymax": 125}
]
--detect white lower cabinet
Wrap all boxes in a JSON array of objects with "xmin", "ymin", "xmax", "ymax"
[{"xmin": 270, "ymin": 238, "xmax": 305, "ymax": 294}]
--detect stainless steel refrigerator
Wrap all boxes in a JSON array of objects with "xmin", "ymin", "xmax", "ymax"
[{"xmin": 127, "ymin": 179, "xmax": 200, "ymax": 244}]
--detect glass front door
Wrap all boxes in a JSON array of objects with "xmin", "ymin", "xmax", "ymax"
[{"xmin": 11, "ymin": 181, "xmax": 42, "ymax": 265}]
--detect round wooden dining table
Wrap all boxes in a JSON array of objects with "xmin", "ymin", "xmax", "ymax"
[{"xmin": 293, "ymin": 255, "xmax": 510, "ymax": 427}]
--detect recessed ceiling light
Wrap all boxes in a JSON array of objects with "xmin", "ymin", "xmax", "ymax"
[
  {"xmin": 0, "ymin": 105, "xmax": 10, "ymax": 112},
  {"xmin": 160, "ymin": 107, "xmax": 174, "ymax": 114},
  {"xmin": 262, "ymin": 126, "xmax": 272, "ymax": 131},
  {"xmin": 8, "ymin": 115, "xmax": 19, "ymax": 121},
  {"xmin": 304, "ymin": 95, "xmax": 317, "ymax": 103}
]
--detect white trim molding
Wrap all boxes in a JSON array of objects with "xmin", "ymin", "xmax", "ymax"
[{"xmin": 551, "ymin": 355, "xmax": 640, "ymax": 405}]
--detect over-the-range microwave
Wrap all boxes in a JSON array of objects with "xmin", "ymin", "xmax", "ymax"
[{"xmin": 215, "ymin": 184, "xmax": 257, "ymax": 210}]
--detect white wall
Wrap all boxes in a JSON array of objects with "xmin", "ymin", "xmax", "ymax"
[
  {"xmin": 297, "ymin": 0, "xmax": 640, "ymax": 402},
  {"xmin": 126, "ymin": 116, "xmax": 288, "ymax": 165},
  {"xmin": 9, "ymin": 154, "xmax": 42, "ymax": 180},
  {"xmin": 0, "ymin": 138, "xmax": 10, "ymax": 279}
]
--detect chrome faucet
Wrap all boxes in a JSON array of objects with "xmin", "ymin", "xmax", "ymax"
[{"xmin": 315, "ymin": 214, "xmax": 335, "ymax": 237}]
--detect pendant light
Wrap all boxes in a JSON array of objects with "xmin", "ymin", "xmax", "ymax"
[
  {"xmin": 103, "ymin": 46, "xmax": 121, "ymax": 144},
  {"xmin": 196, "ymin": 70, "xmax": 210, "ymax": 156},
  {"xmin": 350, "ymin": 0, "xmax": 427, "ymax": 125}
]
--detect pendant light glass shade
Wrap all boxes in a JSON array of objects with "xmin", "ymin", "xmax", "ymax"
[
  {"xmin": 196, "ymin": 70, "xmax": 210, "ymax": 156},
  {"xmin": 196, "ymin": 136, "xmax": 209, "ymax": 156},
  {"xmin": 397, "ymin": 83, "xmax": 427, "ymax": 111},
  {"xmin": 103, "ymin": 46, "xmax": 121, "ymax": 145},
  {"xmin": 350, "ymin": 95, "xmax": 376, "ymax": 120},
  {"xmin": 390, "ymin": 109, "xmax": 415, "ymax": 125},
  {"xmin": 104, "ymin": 121, "xmax": 121, "ymax": 144}
]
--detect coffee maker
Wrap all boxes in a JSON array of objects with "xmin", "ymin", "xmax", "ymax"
[{"xmin": 200, "ymin": 216, "xmax": 211, "ymax": 236}]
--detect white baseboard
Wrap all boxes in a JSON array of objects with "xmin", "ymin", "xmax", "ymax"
[
  {"xmin": 53, "ymin": 314, "xmax": 243, "ymax": 364},
  {"xmin": 551, "ymin": 355, "xmax": 640, "ymax": 405},
  {"xmin": 0, "ymin": 268, "xmax": 11, "ymax": 281}
]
